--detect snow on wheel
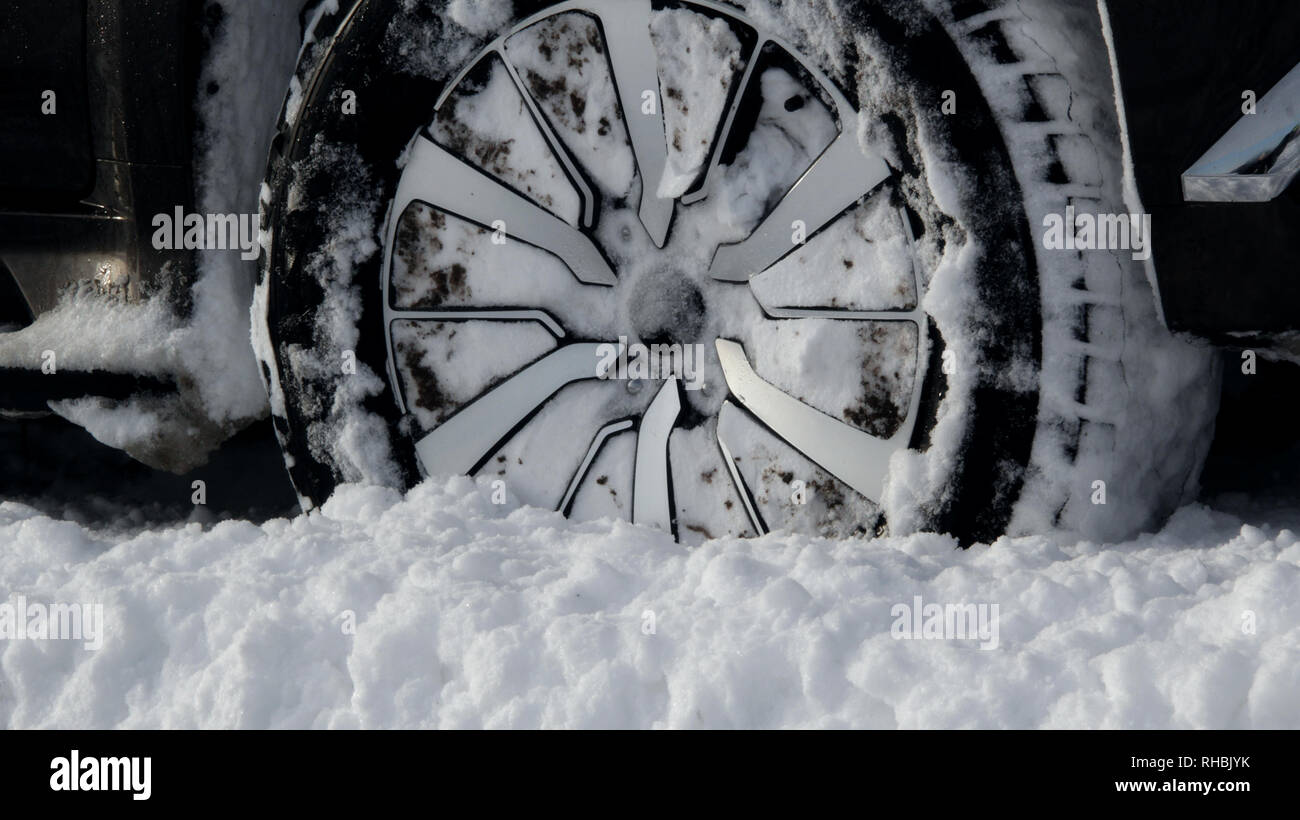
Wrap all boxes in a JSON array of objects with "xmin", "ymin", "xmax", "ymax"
[
  {"xmin": 255, "ymin": 0, "xmax": 1213, "ymax": 544},
  {"xmin": 380, "ymin": 3, "xmax": 930, "ymax": 542}
]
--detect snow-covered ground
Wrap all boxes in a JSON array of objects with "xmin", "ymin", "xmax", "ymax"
[{"xmin": 2, "ymin": 480, "xmax": 1297, "ymax": 729}]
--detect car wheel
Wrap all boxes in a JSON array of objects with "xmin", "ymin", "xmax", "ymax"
[{"xmin": 255, "ymin": 0, "xmax": 1215, "ymax": 543}]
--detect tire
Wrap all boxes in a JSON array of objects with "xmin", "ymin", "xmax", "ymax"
[
  {"xmin": 253, "ymin": 0, "xmax": 1215, "ymax": 543},
  {"xmin": 931, "ymin": 0, "xmax": 1221, "ymax": 540}
]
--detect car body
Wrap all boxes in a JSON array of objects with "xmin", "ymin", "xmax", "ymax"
[
  {"xmin": 1102, "ymin": 0, "xmax": 1300, "ymax": 347},
  {"xmin": 1, "ymin": 0, "xmax": 204, "ymax": 411}
]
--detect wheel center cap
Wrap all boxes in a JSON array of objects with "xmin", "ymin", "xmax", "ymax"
[{"xmin": 628, "ymin": 267, "xmax": 707, "ymax": 347}]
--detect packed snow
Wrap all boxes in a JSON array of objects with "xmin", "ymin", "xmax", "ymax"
[
  {"xmin": 506, "ymin": 12, "xmax": 636, "ymax": 198},
  {"xmin": 1, "ymin": 479, "xmax": 1297, "ymax": 729},
  {"xmin": 189, "ymin": 1, "xmax": 301, "ymax": 425},
  {"xmin": 651, "ymin": 7, "xmax": 745, "ymax": 198}
]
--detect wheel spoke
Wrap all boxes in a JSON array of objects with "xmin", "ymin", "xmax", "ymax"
[
  {"xmin": 714, "ymin": 338, "xmax": 901, "ymax": 502},
  {"xmin": 388, "ymin": 135, "xmax": 616, "ymax": 287},
  {"xmin": 559, "ymin": 418, "xmax": 634, "ymax": 514},
  {"xmin": 413, "ymin": 343, "xmax": 609, "ymax": 476},
  {"xmin": 387, "ymin": 308, "xmax": 566, "ymax": 339},
  {"xmin": 596, "ymin": 0, "xmax": 674, "ymax": 246},
  {"xmin": 754, "ymin": 305, "xmax": 923, "ymax": 323},
  {"xmin": 497, "ymin": 46, "xmax": 598, "ymax": 228},
  {"xmin": 715, "ymin": 400, "xmax": 767, "ymax": 536},
  {"xmin": 709, "ymin": 133, "xmax": 892, "ymax": 282},
  {"xmin": 632, "ymin": 377, "xmax": 680, "ymax": 532},
  {"xmin": 679, "ymin": 39, "xmax": 765, "ymax": 206}
]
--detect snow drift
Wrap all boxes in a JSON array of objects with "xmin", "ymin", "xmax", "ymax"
[{"xmin": 1, "ymin": 479, "xmax": 1297, "ymax": 729}]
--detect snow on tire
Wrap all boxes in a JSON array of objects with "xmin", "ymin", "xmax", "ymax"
[{"xmin": 927, "ymin": 0, "xmax": 1221, "ymax": 540}]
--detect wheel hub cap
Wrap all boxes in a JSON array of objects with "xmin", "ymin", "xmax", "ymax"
[{"xmin": 380, "ymin": 0, "xmax": 930, "ymax": 541}]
